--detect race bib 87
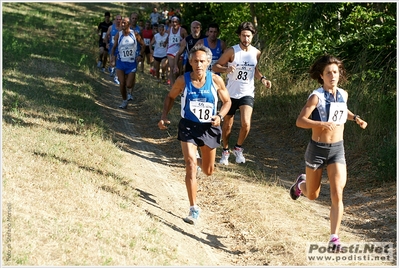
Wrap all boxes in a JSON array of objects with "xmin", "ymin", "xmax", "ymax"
[{"xmin": 328, "ymin": 102, "xmax": 347, "ymax": 124}]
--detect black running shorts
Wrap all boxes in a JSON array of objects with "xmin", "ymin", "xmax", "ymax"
[
  {"xmin": 177, "ymin": 118, "xmax": 222, "ymax": 149},
  {"xmin": 227, "ymin": 96, "xmax": 254, "ymax": 116},
  {"xmin": 305, "ymin": 139, "xmax": 346, "ymax": 170}
]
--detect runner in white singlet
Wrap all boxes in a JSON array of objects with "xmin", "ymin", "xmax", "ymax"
[
  {"xmin": 212, "ymin": 22, "xmax": 272, "ymax": 165},
  {"xmin": 165, "ymin": 16, "xmax": 188, "ymax": 87}
]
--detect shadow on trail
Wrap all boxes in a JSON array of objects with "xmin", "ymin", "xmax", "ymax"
[
  {"xmin": 94, "ymin": 60, "xmax": 396, "ymax": 253},
  {"xmin": 143, "ymin": 207, "xmax": 243, "ymax": 255},
  {"xmin": 95, "ymin": 76, "xmax": 184, "ymax": 169}
]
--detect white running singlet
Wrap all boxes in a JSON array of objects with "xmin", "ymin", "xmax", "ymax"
[
  {"xmin": 153, "ymin": 33, "xmax": 168, "ymax": 58},
  {"xmin": 166, "ymin": 27, "xmax": 182, "ymax": 56},
  {"xmin": 117, "ymin": 29, "xmax": 137, "ymax": 63},
  {"xmin": 226, "ymin": 44, "xmax": 258, "ymax": 99}
]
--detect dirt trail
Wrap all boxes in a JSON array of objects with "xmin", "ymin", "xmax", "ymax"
[
  {"xmin": 95, "ymin": 70, "xmax": 396, "ymax": 265},
  {"xmin": 95, "ymin": 73, "xmax": 237, "ymax": 265}
]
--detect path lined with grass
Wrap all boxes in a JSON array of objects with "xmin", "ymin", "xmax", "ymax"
[{"xmin": 2, "ymin": 2, "xmax": 396, "ymax": 266}]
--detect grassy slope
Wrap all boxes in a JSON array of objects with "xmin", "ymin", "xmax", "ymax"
[{"xmin": 2, "ymin": 2, "xmax": 396, "ymax": 266}]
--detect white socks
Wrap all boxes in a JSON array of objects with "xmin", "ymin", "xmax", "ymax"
[{"xmin": 330, "ymin": 234, "xmax": 339, "ymax": 240}]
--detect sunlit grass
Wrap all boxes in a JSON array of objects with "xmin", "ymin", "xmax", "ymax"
[{"xmin": 2, "ymin": 2, "xmax": 395, "ymax": 266}]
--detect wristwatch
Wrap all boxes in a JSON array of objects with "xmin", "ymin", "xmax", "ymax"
[
  {"xmin": 353, "ymin": 115, "xmax": 359, "ymax": 122},
  {"xmin": 260, "ymin": 76, "xmax": 267, "ymax": 82},
  {"xmin": 217, "ymin": 114, "xmax": 224, "ymax": 122}
]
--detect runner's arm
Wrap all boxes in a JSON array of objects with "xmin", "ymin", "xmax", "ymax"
[
  {"xmin": 104, "ymin": 25, "xmax": 112, "ymax": 47},
  {"xmin": 174, "ymin": 38, "xmax": 187, "ymax": 70},
  {"xmin": 158, "ymin": 75, "xmax": 185, "ymax": 129},
  {"xmin": 212, "ymin": 74, "xmax": 231, "ymax": 125},
  {"xmin": 110, "ymin": 32, "xmax": 119, "ymax": 59},
  {"xmin": 135, "ymin": 32, "xmax": 146, "ymax": 57},
  {"xmin": 254, "ymin": 50, "xmax": 272, "ymax": 88},
  {"xmin": 212, "ymin": 47, "xmax": 235, "ymax": 74}
]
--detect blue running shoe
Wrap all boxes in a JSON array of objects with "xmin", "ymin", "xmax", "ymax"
[{"xmin": 183, "ymin": 207, "xmax": 200, "ymax": 225}]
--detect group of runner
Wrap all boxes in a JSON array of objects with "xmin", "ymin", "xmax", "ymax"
[{"xmin": 96, "ymin": 9, "xmax": 368, "ymax": 254}]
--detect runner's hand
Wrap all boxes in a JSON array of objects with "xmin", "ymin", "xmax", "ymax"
[
  {"xmin": 158, "ymin": 119, "xmax": 170, "ymax": 130},
  {"xmin": 357, "ymin": 118, "xmax": 368, "ymax": 129},
  {"xmin": 322, "ymin": 122, "xmax": 337, "ymax": 131},
  {"xmin": 211, "ymin": 116, "xmax": 221, "ymax": 126},
  {"xmin": 227, "ymin": 65, "xmax": 236, "ymax": 74}
]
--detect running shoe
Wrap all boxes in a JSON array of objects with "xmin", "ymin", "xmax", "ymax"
[
  {"xmin": 119, "ymin": 100, "xmax": 128, "ymax": 109},
  {"xmin": 109, "ymin": 67, "xmax": 115, "ymax": 77},
  {"xmin": 101, "ymin": 67, "xmax": 106, "ymax": 73},
  {"xmin": 219, "ymin": 150, "xmax": 230, "ymax": 165},
  {"xmin": 328, "ymin": 237, "xmax": 342, "ymax": 253},
  {"xmin": 233, "ymin": 147, "xmax": 245, "ymax": 163},
  {"xmin": 183, "ymin": 207, "xmax": 200, "ymax": 225},
  {"xmin": 113, "ymin": 76, "xmax": 120, "ymax": 85},
  {"xmin": 97, "ymin": 61, "xmax": 102, "ymax": 68},
  {"xmin": 289, "ymin": 174, "xmax": 306, "ymax": 200},
  {"xmin": 127, "ymin": 93, "xmax": 133, "ymax": 101}
]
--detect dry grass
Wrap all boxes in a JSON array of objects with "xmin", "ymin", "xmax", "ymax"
[
  {"xmin": 3, "ymin": 124, "xmax": 177, "ymax": 265},
  {"xmin": 2, "ymin": 2, "xmax": 396, "ymax": 266}
]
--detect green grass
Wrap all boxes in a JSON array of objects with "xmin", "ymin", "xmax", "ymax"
[
  {"xmin": 2, "ymin": 2, "xmax": 396, "ymax": 266},
  {"xmin": 255, "ymin": 41, "xmax": 396, "ymax": 182}
]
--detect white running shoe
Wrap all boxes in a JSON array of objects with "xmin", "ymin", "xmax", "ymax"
[
  {"xmin": 219, "ymin": 150, "xmax": 230, "ymax": 165},
  {"xmin": 114, "ymin": 76, "xmax": 120, "ymax": 85},
  {"xmin": 119, "ymin": 100, "xmax": 128, "ymax": 109},
  {"xmin": 127, "ymin": 93, "xmax": 133, "ymax": 101},
  {"xmin": 183, "ymin": 207, "xmax": 200, "ymax": 225},
  {"xmin": 233, "ymin": 147, "xmax": 245, "ymax": 163}
]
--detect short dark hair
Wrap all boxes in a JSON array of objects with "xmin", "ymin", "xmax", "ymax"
[
  {"xmin": 104, "ymin": 11, "xmax": 110, "ymax": 17},
  {"xmin": 208, "ymin": 23, "xmax": 220, "ymax": 32},
  {"xmin": 235, "ymin": 21, "xmax": 256, "ymax": 35}
]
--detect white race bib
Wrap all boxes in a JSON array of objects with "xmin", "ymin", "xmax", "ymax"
[
  {"xmin": 144, "ymin": 38, "xmax": 151, "ymax": 46},
  {"xmin": 120, "ymin": 46, "xmax": 136, "ymax": 62},
  {"xmin": 189, "ymin": 101, "xmax": 214, "ymax": 123},
  {"xmin": 328, "ymin": 102, "xmax": 347, "ymax": 124},
  {"xmin": 171, "ymin": 36, "xmax": 180, "ymax": 45},
  {"xmin": 102, "ymin": 32, "xmax": 107, "ymax": 39},
  {"xmin": 231, "ymin": 65, "xmax": 254, "ymax": 84}
]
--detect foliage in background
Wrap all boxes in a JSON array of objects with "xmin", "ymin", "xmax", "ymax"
[
  {"xmin": 180, "ymin": 2, "xmax": 396, "ymax": 181},
  {"xmin": 3, "ymin": 2, "xmax": 395, "ymax": 183}
]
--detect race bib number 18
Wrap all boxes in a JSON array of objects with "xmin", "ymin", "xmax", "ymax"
[{"xmin": 189, "ymin": 101, "xmax": 214, "ymax": 123}]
